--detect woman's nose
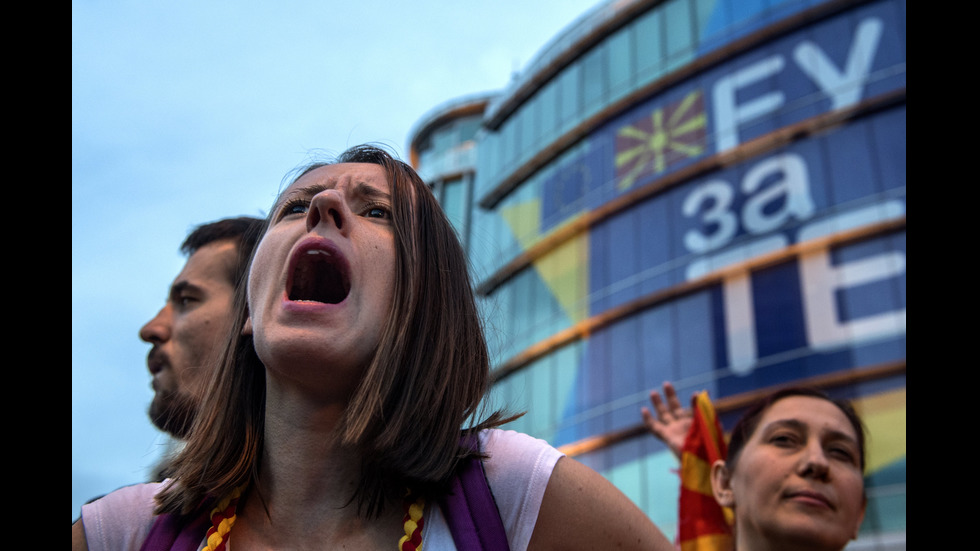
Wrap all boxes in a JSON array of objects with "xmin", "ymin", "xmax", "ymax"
[
  {"xmin": 799, "ymin": 439, "xmax": 831, "ymax": 479},
  {"xmin": 306, "ymin": 189, "xmax": 351, "ymax": 236},
  {"xmin": 140, "ymin": 305, "xmax": 172, "ymax": 344}
]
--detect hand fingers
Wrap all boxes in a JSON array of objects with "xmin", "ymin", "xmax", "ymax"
[
  {"xmin": 663, "ymin": 382, "xmax": 683, "ymax": 413},
  {"xmin": 649, "ymin": 390, "xmax": 669, "ymax": 420},
  {"xmin": 641, "ymin": 407, "xmax": 667, "ymax": 437},
  {"xmin": 650, "ymin": 390, "xmax": 667, "ymax": 415},
  {"xmin": 641, "ymin": 406, "xmax": 654, "ymax": 427}
]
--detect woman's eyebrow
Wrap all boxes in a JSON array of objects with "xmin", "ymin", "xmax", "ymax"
[
  {"xmin": 285, "ymin": 182, "xmax": 389, "ymax": 201},
  {"xmin": 763, "ymin": 419, "xmax": 858, "ymax": 447},
  {"xmin": 274, "ymin": 183, "xmax": 327, "ymax": 208},
  {"xmin": 761, "ymin": 419, "xmax": 807, "ymax": 434},
  {"xmin": 275, "ymin": 180, "xmax": 390, "ymax": 212},
  {"xmin": 294, "ymin": 183, "xmax": 331, "ymax": 198},
  {"xmin": 353, "ymin": 182, "xmax": 391, "ymax": 202},
  {"xmin": 822, "ymin": 429, "xmax": 859, "ymax": 447}
]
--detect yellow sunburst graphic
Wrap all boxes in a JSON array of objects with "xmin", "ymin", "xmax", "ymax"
[{"xmin": 615, "ymin": 90, "xmax": 707, "ymax": 191}]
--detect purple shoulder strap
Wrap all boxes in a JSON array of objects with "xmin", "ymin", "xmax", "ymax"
[
  {"xmin": 437, "ymin": 435, "xmax": 511, "ymax": 551},
  {"xmin": 140, "ymin": 511, "xmax": 210, "ymax": 551}
]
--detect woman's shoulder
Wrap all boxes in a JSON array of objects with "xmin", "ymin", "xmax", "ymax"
[
  {"xmin": 479, "ymin": 429, "xmax": 563, "ymax": 471},
  {"xmin": 479, "ymin": 429, "xmax": 565, "ymax": 550},
  {"xmin": 79, "ymin": 482, "xmax": 164, "ymax": 551},
  {"xmin": 476, "ymin": 429, "xmax": 675, "ymax": 550},
  {"xmin": 423, "ymin": 429, "xmax": 565, "ymax": 551},
  {"xmin": 479, "ymin": 429, "xmax": 565, "ymax": 497}
]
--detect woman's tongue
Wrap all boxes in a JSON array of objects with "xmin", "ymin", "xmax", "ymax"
[{"xmin": 289, "ymin": 249, "xmax": 350, "ymax": 304}]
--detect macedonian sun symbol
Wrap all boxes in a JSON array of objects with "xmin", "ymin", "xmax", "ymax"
[{"xmin": 614, "ymin": 90, "xmax": 707, "ymax": 191}]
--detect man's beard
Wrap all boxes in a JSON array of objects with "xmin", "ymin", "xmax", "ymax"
[{"xmin": 149, "ymin": 391, "xmax": 197, "ymax": 439}]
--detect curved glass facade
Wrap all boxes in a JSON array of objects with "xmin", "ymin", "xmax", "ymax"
[
  {"xmin": 412, "ymin": 0, "xmax": 905, "ymax": 546},
  {"xmin": 409, "ymin": 93, "xmax": 494, "ymax": 252}
]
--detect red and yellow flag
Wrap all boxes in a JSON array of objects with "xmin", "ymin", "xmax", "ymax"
[{"xmin": 678, "ymin": 391, "xmax": 733, "ymax": 551}]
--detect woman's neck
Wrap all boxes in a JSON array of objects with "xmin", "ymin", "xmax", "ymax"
[
  {"xmin": 735, "ymin": 524, "xmax": 846, "ymax": 551},
  {"xmin": 228, "ymin": 378, "xmax": 402, "ymax": 549}
]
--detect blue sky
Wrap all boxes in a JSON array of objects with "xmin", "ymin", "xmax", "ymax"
[{"xmin": 72, "ymin": 0, "xmax": 601, "ymax": 519}]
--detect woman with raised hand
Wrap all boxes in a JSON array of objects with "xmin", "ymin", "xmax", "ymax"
[
  {"xmin": 644, "ymin": 383, "xmax": 867, "ymax": 551},
  {"xmin": 74, "ymin": 145, "xmax": 672, "ymax": 551}
]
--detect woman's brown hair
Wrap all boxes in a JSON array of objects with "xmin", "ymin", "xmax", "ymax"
[{"xmin": 156, "ymin": 145, "xmax": 505, "ymax": 518}]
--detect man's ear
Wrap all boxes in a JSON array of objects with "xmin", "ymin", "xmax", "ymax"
[
  {"xmin": 243, "ymin": 316, "xmax": 252, "ymax": 336},
  {"xmin": 711, "ymin": 459, "xmax": 735, "ymax": 508}
]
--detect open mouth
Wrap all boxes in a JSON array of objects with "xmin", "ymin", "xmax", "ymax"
[{"xmin": 288, "ymin": 243, "xmax": 351, "ymax": 304}]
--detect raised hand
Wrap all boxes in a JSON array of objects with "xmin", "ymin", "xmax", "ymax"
[{"xmin": 641, "ymin": 382, "xmax": 693, "ymax": 460}]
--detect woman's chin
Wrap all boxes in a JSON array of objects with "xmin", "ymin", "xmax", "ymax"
[{"xmin": 747, "ymin": 512, "xmax": 857, "ymax": 551}]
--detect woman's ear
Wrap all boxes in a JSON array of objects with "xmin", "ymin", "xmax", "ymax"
[
  {"xmin": 243, "ymin": 316, "xmax": 252, "ymax": 336},
  {"xmin": 711, "ymin": 459, "xmax": 735, "ymax": 508}
]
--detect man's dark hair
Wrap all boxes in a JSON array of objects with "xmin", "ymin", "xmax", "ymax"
[{"xmin": 180, "ymin": 216, "xmax": 265, "ymax": 288}]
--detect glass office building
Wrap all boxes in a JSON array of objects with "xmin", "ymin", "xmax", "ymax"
[
  {"xmin": 409, "ymin": 92, "xmax": 494, "ymax": 254},
  {"xmin": 410, "ymin": 0, "xmax": 905, "ymax": 547}
]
